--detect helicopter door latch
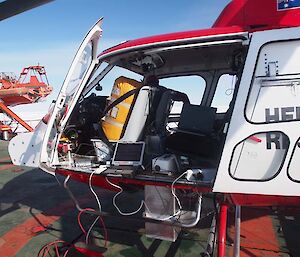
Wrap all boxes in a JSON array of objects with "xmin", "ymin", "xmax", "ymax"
[
  {"xmin": 57, "ymin": 95, "xmax": 66, "ymax": 109},
  {"xmin": 266, "ymin": 61, "xmax": 278, "ymax": 77}
]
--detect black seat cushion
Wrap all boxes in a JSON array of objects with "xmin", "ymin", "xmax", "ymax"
[
  {"xmin": 178, "ymin": 104, "xmax": 217, "ymax": 135},
  {"xmin": 166, "ymin": 132, "xmax": 219, "ymax": 158}
]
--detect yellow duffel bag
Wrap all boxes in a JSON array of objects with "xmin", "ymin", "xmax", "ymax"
[{"xmin": 102, "ymin": 76, "xmax": 141, "ymax": 141}]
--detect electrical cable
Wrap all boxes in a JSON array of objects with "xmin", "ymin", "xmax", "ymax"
[
  {"xmin": 89, "ymin": 170, "xmax": 102, "ymax": 212},
  {"xmin": 37, "ymin": 240, "xmax": 73, "ymax": 257},
  {"xmin": 63, "ymin": 175, "xmax": 83, "ymax": 212},
  {"xmin": 106, "ymin": 171, "xmax": 188, "ymax": 221},
  {"xmin": 77, "ymin": 208, "xmax": 108, "ymax": 247},
  {"xmin": 86, "ymin": 170, "xmax": 105, "ymax": 245},
  {"xmin": 63, "ymin": 172, "xmax": 108, "ymax": 248},
  {"xmin": 54, "ymin": 173, "xmax": 62, "ymax": 187},
  {"xmin": 179, "ymin": 194, "xmax": 202, "ymax": 228},
  {"xmin": 171, "ymin": 171, "xmax": 189, "ymax": 211},
  {"xmin": 105, "ymin": 177, "xmax": 146, "ymax": 216},
  {"xmin": 146, "ymin": 171, "xmax": 188, "ymax": 221},
  {"xmin": 74, "ymin": 143, "xmax": 93, "ymax": 154},
  {"xmin": 86, "ymin": 216, "xmax": 100, "ymax": 245}
]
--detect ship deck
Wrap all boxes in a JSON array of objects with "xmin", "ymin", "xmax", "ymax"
[{"xmin": 0, "ymin": 140, "xmax": 299, "ymax": 257}]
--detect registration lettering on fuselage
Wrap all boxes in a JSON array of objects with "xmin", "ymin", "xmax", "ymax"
[{"xmin": 264, "ymin": 107, "xmax": 298, "ymax": 150}]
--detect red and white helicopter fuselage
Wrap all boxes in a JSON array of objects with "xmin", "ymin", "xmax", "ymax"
[{"xmin": 8, "ymin": 0, "xmax": 300, "ymax": 255}]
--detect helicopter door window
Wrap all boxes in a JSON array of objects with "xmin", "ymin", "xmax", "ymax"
[
  {"xmin": 45, "ymin": 43, "xmax": 93, "ymax": 161},
  {"xmin": 159, "ymin": 75, "xmax": 206, "ymax": 128},
  {"xmin": 229, "ymin": 132, "xmax": 289, "ymax": 181},
  {"xmin": 211, "ymin": 74, "xmax": 236, "ymax": 113},
  {"xmin": 246, "ymin": 77, "xmax": 300, "ymax": 124},
  {"xmin": 246, "ymin": 40, "xmax": 300, "ymax": 124},
  {"xmin": 88, "ymin": 66, "xmax": 143, "ymax": 97},
  {"xmin": 287, "ymin": 138, "xmax": 300, "ymax": 182},
  {"xmin": 160, "ymin": 75, "xmax": 205, "ymax": 106},
  {"xmin": 65, "ymin": 43, "xmax": 92, "ymax": 101}
]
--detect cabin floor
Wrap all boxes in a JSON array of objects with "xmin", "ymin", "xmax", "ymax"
[{"xmin": 0, "ymin": 140, "xmax": 299, "ymax": 257}]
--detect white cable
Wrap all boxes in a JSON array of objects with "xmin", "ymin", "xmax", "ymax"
[
  {"xmin": 65, "ymin": 168, "xmax": 186, "ymax": 223},
  {"xmin": 106, "ymin": 171, "xmax": 188, "ymax": 221},
  {"xmin": 63, "ymin": 172, "xmax": 104, "ymax": 245},
  {"xmin": 89, "ymin": 170, "xmax": 102, "ymax": 212},
  {"xmin": 85, "ymin": 216, "xmax": 100, "ymax": 245},
  {"xmin": 149, "ymin": 171, "xmax": 188, "ymax": 221},
  {"xmin": 86, "ymin": 169, "xmax": 104, "ymax": 244},
  {"xmin": 106, "ymin": 177, "xmax": 145, "ymax": 216},
  {"xmin": 171, "ymin": 171, "xmax": 188, "ymax": 211}
]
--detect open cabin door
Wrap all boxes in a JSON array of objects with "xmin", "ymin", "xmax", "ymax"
[
  {"xmin": 214, "ymin": 27, "xmax": 300, "ymax": 197},
  {"xmin": 40, "ymin": 19, "xmax": 103, "ymax": 172}
]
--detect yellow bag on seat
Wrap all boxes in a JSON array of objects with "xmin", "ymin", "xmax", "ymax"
[{"xmin": 102, "ymin": 76, "xmax": 141, "ymax": 141}]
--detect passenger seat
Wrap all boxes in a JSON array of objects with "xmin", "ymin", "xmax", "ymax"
[{"xmin": 165, "ymin": 104, "xmax": 219, "ymax": 158}]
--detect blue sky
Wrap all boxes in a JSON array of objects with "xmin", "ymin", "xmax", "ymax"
[{"xmin": 0, "ymin": 0, "xmax": 231, "ymax": 117}]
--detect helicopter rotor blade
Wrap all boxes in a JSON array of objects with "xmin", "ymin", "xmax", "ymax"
[{"xmin": 0, "ymin": 0, "xmax": 54, "ymax": 21}]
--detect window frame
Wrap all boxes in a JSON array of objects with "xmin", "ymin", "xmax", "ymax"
[
  {"xmin": 211, "ymin": 73, "xmax": 237, "ymax": 114},
  {"xmin": 244, "ymin": 39, "xmax": 300, "ymax": 125},
  {"xmin": 228, "ymin": 131, "xmax": 290, "ymax": 182}
]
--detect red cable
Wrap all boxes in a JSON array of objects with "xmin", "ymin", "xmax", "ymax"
[
  {"xmin": 55, "ymin": 243, "xmax": 60, "ymax": 257},
  {"xmin": 63, "ymin": 248, "xmax": 71, "ymax": 257},
  {"xmin": 77, "ymin": 208, "xmax": 108, "ymax": 247},
  {"xmin": 38, "ymin": 209, "xmax": 108, "ymax": 256},
  {"xmin": 38, "ymin": 240, "xmax": 69, "ymax": 257},
  {"xmin": 77, "ymin": 208, "xmax": 94, "ymax": 235}
]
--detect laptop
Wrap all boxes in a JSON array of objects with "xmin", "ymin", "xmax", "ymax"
[{"xmin": 112, "ymin": 142, "xmax": 145, "ymax": 167}]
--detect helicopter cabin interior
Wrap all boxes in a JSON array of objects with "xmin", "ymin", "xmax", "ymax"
[{"xmin": 52, "ymin": 33, "xmax": 249, "ymax": 190}]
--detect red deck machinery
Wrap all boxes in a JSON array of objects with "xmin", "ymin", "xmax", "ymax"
[{"xmin": 0, "ymin": 65, "xmax": 52, "ymax": 139}]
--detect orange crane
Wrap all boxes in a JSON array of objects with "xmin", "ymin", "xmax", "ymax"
[{"xmin": 0, "ymin": 65, "xmax": 52, "ymax": 139}]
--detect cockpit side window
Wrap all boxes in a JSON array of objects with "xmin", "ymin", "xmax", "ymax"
[
  {"xmin": 211, "ymin": 74, "xmax": 236, "ymax": 113},
  {"xmin": 159, "ymin": 75, "xmax": 206, "ymax": 114},
  {"xmin": 88, "ymin": 66, "xmax": 143, "ymax": 97}
]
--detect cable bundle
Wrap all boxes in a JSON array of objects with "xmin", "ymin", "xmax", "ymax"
[
  {"xmin": 77, "ymin": 208, "xmax": 108, "ymax": 247},
  {"xmin": 37, "ymin": 240, "xmax": 73, "ymax": 257},
  {"xmin": 37, "ymin": 208, "xmax": 108, "ymax": 256}
]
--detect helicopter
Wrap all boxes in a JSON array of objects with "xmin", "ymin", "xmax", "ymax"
[{"xmin": 8, "ymin": 0, "xmax": 300, "ymax": 256}]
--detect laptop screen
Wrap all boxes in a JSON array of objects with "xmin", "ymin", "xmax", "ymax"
[{"xmin": 112, "ymin": 142, "xmax": 145, "ymax": 166}]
